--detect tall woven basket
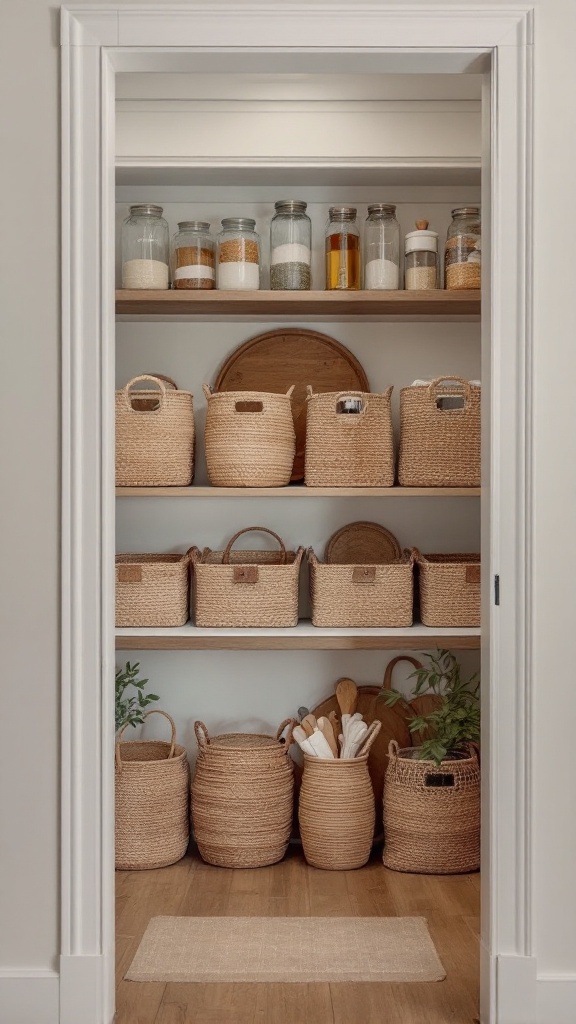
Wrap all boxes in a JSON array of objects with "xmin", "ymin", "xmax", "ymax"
[
  {"xmin": 299, "ymin": 722, "xmax": 381, "ymax": 870},
  {"xmin": 115, "ymin": 710, "xmax": 190, "ymax": 871},
  {"xmin": 203, "ymin": 384, "xmax": 295, "ymax": 487},
  {"xmin": 383, "ymin": 740, "xmax": 480, "ymax": 874},
  {"xmin": 191, "ymin": 719, "xmax": 295, "ymax": 868},
  {"xmin": 305, "ymin": 388, "xmax": 394, "ymax": 487},
  {"xmin": 116, "ymin": 374, "xmax": 195, "ymax": 486},
  {"xmin": 398, "ymin": 376, "xmax": 480, "ymax": 487}
]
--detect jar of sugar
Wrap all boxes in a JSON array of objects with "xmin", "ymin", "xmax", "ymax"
[
  {"xmin": 121, "ymin": 204, "xmax": 170, "ymax": 290},
  {"xmin": 363, "ymin": 204, "xmax": 400, "ymax": 290},
  {"xmin": 404, "ymin": 220, "xmax": 439, "ymax": 290},
  {"xmin": 217, "ymin": 218, "xmax": 261, "ymax": 290},
  {"xmin": 270, "ymin": 200, "xmax": 311, "ymax": 290}
]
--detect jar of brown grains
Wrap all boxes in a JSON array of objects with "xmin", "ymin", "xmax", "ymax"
[
  {"xmin": 217, "ymin": 218, "xmax": 261, "ymax": 290},
  {"xmin": 171, "ymin": 221, "xmax": 215, "ymax": 290},
  {"xmin": 445, "ymin": 207, "xmax": 481, "ymax": 290}
]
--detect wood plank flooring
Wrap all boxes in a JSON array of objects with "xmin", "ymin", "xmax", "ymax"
[{"xmin": 116, "ymin": 844, "xmax": 480, "ymax": 1024}]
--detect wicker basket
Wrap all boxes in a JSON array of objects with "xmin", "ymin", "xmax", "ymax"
[
  {"xmin": 116, "ymin": 374, "xmax": 195, "ymax": 487},
  {"xmin": 115, "ymin": 548, "xmax": 193, "ymax": 627},
  {"xmin": 415, "ymin": 550, "xmax": 481, "ymax": 627},
  {"xmin": 299, "ymin": 723, "xmax": 381, "ymax": 870},
  {"xmin": 305, "ymin": 388, "xmax": 394, "ymax": 487},
  {"xmin": 115, "ymin": 710, "xmax": 190, "ymax": 870},
  {"xmin": 398, "ymin": 376, "xmax": 480, "ymax": 487},
  {"xmin": 191, "ymin": 527, "xmax": 304, "ymax": 628},
  {"xmin": 203, "ymin": 384, "xmax": 295, "ymax": 487},
  {"xmin": 308, "ymin": 548, "xmax": 414, "ymax": 627},
  {"xmin": 383, "ymin": 740, "xmax": 480, "ymax": 874},
  {"xmin": 191, "ymin": 719, "xmax": 295, "ymax": 868}
]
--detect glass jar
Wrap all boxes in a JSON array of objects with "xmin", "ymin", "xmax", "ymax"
[
  {"xmin": 217, "ymin": 217, "xmax": 261, "ymax": 290},
  {"xmin": 325, "ymin": 207, "xmax": 360, "ymax": 290},
  {"xmin": 171, "ymin": 221, "xmax": 215, "ymax": 290},
  {"xmin": 270, "ymin": 200, "xmax": 312, "ymax": 290},
  {"xmin": 363, "ymin": 204, "xmax": 400, "ymax": 289},
  {"xmin": 404, "ymin": 220, "xmax": 439, "ymax": 290},
  {"xmin": 445, "ymin": 206, "xmax": 481, "ymax": 290},
  {"xmin": 121, "ymin": 204, "xmax": 169, "ymax": 289}
]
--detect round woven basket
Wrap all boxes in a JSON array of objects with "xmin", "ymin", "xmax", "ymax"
[
  {"xmin": 116, "ymin": 374, "xmax": 195, "ymax": 487},
  {"xmin": 204, "ymin": 384, "xmax": 295, "ymax": 487},
  {"xmin": 191, "ymin": 719, "xmax": 295, "ymax": 868},
  {"xmin": 115, "ymin": 710, "xmax": 190, "ymax": 871},
  {"xmin": 383, "ymin": 740, "xmax": 480, "ymax": 874}
]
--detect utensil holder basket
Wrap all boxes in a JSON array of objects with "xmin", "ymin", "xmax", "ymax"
[
  {"xmin": 203, "ymin": 384, "xmax": 296, "ymax": 487},
  {"xmin": 116, "ymin": 374, "xmax": 195, "ymax": 486},
  {"xmin": 299, "ymin": 754, "xmax": 376, "ymax": 870},
  {"xmin": 398, "ymin": 376, "xmax": 480, "ymax": 487},
  {"xmin": 305, "ymin": 388, "xmax": 394, "ymax": 487},
  {"xmin": 115, "ymin": 548, "xmax": 193, "ymax": 627}
]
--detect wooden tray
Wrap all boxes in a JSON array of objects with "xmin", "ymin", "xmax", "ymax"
[
  {"xmin": 325, "ymin": 521, "xmax": 402, "ymax": 565},
  {"xmin": 214, "ymin": 328, "xmax": 369, "ymax": 480}
]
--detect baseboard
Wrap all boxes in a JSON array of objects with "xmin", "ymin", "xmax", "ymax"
[
  {"xmin": 497, "ymin": 957, "xmax": 576, "ymax": 1024},
  {"xmin": 60, "ymin": 954, "xmax": 113, "ymax": 1024},
  {"xmin": 0, "ymin": 971, "xmax": 59, "ymax": 1024},
  {"xmin": 535, "ymin": 975, "xmax": 576, "ymax": 1024}
]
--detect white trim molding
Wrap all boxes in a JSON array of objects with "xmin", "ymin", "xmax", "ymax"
[{"xmin": 0, "ymin": 972, "xmax": 59, "ymax": 1024}]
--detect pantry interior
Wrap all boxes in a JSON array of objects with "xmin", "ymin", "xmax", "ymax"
[{"xmin": 114, "ymin": 66, "xmax": 484, "ymax": 1022}]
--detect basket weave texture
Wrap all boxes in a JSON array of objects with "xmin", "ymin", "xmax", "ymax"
[
  {"xmin": 115, "ymin": 549, "xmax": 193, "ymax": 627},
  {"xmin": 116, "ymin": 374, "xmax": 195, "ymax": 487},
  {"xmin": 383, "ymin": 741, "xmax": 480, "ymax": 874},
  {"xmin": 416, "ymin": 550, "xmax": 481, "ymax": 627},
  {"xmin": 398, "ymin": 377, "xmax": 480, "ymax": 487},
  {"xmin": 115, "ymin": 710, "xmax": 190, "ymax": 870},
  {"xmin": 305, "ymin": 389, "xmax": 394, "ymax": 487},
  {"xmin": 191, "ymin": 527, "xmax": 304, "ymax": 628},
  {"xmin": 204, "ymin": 384, "xmax": 296, "ymax": 487},
  {"xmin": 308, "ymin": 549, "xmax": 414, "ymax": 627},
  {"xmin": 191, "ymin": 719, "xmax": 295, "ymax": 868}
]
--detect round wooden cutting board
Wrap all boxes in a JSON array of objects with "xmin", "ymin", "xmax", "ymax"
[{"xmin": 214, "ymin": 328, "xmax": 369, "ymax": 480}]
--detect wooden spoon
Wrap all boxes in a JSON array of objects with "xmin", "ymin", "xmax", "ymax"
[
  {"xmin": 302, "ymin": 714, "xmax": 317, "ymax": 737},
  {"xmin": 317, "ymin": 716, "xmax": 339, "ymax": 758},
  {"xmin": 328, "ymin": 709, "xmax": 340, "ymax": 740},
  {"xmin": 336, "ymin": 678, "xmax": 358, "ymax": 717}
]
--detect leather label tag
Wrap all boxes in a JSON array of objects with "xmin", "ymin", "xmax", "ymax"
[
  {"xmin": 352, "ymin": 566, "xmax": 376, "ymax": 584},
  {"xmin": 118, "ymin": 565, "xmax": 142, "ymax": 583},
  {"xmin": 465, "ymin": 565, "xmax": 481, "ymax": 584},
  {"xmin": 233, "ymin": 565, "xmax": 258, "ymax": 584}
]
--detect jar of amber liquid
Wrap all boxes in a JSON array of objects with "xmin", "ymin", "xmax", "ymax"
[{"xmin": 325, "ymin": 207, "xmax": 360, "ymax": 290}]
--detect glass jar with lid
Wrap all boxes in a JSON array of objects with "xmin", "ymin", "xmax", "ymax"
[
  {"xmin": 270, "ymin": 200, "xmax": 312, "ymax": 290},
  {"xmin": 445, "ymin": 206, "xmax": 481, "ymax": 290},
  {"xmin": 325, "ymin": 207, "xmax": 360, "ymax": 290},
  {"xmin": 404, "ymin": 220, "xmax": 439, "ymax": 291},
  {"xmin": 363, "ymin": 204, "xmax": 400, "ymax": 290},
  {"xmin": 121, "ymin": 204, "xmax": 170, "ymax": 289},
  {"xmin": 217, "ymin": 218, "xmax": 261, "ymax": 290},
  {"xmin": 171, "ymin": 221, "xmax": 215, "ymax": 290}
]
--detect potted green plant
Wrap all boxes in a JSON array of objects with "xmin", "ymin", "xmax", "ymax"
[{"xmin": 115, "ymin": 661, "xmax": 159, "ymax": 733}]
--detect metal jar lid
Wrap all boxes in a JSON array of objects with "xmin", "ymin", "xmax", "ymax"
[
  {"xmin": 367, "ymin": 203, "xmax": 397, "ymax": 217},
  {"xmin": 129, "ymin": 204, "xmax": 164, "ymax": 217},
  {"xmin": 328, "ymin": 206, "xmax": 357, "ymax": 221},
  {"xmin": 274, "ymin": 200, "xmax": 308, "ymax": 214},
  {"xmin": 177, "ymin": 221, "xmax": 211, "ymax": 232},
  {"xmin": 451, "ymin": 206, "xmax": 480, "ymax": 217},
  {"xmin": 221, "ymin": 217, "xmax": 257, "ymax": 232}
]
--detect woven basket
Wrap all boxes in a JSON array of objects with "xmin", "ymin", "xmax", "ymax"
[
  {"xmin": 299, "ymin": 722, "xmax": 381, "ymax": 870},
  {"xmin": 305, "ymin": 388, "xmax": 394, "ymax": 487},
  {"xmin": 116, "ymin": 374, "xmax": 195, "ymax": 487},
  {"xmin": 203, "ymin": 384, "xmax": 295, "ymax": 487},
  {"xmin": 115, "ymin": 710, "xmax": 190, "ymax": 870},
  {"xmin": 191, "ymin": 719, "xmax": 295, "ymax": 868},
  {"xmin": 398, "ymin": 376, "xmax": 480, "ymax": 487},
  {"xmin": 115, "ymin": 548, "xmax": 193, "ymax": 627},
  {"xmin": 383, "ymin": 740, "xmax": 480, "ymax": 874},
  {"xmin": 415, "ymin": 550, "xmax": 481, "ymax": 627},
  {"xmin": 191, "ymin": 527, "xmax": 304, "ymax": 627},
  {"xmin": 308, "ymin": 548, "xmax": 414, "ymax": 627}
]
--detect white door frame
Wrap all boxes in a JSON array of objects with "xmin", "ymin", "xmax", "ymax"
[{"xmin": 60, "ymin": 6, "xmax": 534, "ymax": 1023}]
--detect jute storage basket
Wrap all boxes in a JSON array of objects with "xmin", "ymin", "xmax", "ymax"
[
  {"xmin": 192, "ymin": 719, "xmax": 295, "ymax": 868},
  {"xmin": 308, "ymin": 549, "xmax": 414, "ymax": 627},
  {"xmin": 191, "ymin": 527, "xmax": 304, "ymax": 627},
  {"xmin": 299, "ymin": 722, "xmax": 382, "ymax": 870},
  {"xmin": 305, "ymin": 388, "xmax": 394, "ymax": 487},
  {"xmin": 398, "ymin": 376, "xmax": 480, "ymax": 487},
  {"xmin": 115, "ymin": 710, "xmax": 190, "ymax": 870},
  {"xmin": 116, "ymin": 374, "xmax": 195, "ymax": 486},
  {"xmin": 416, "ymin": 550, "xmax": 481, "ymax": 627},
  {"xmin": 383, "ymin": 740, "xmax": 480, "ymax": 874},
  {"xmin": 203, "ymin": 384, "xmax": 296, "ymax": 487},
  {"xmin": 115, "ymin": 548, "xmax": 193, "ymax": 627}
]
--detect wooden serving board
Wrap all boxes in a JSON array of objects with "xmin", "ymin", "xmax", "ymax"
[{"xmin": 214, "ymin": 328, "xmax": 369, "ymax": 480}]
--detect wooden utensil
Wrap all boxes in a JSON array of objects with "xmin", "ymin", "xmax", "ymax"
[
  {"xmin": 308, "ymin": 728, "xmax": 336, "ymax": 759},
  {"xmin": 328, "ymin": 709, "xmax": 340, "ymax": 741},
  {"xmin": 355, "ymin": 719, "xmax": 383, "ymax": 758},
  {"xmin": 317, "ymin": 716, "xmax": 339, "ymax": 758},
  {"xmin": 336, "ymin": 677, "xmax": 358, "ymax": 717},
  {"xmin": 302, "ymin": 714, "xmax": 318, "ymax": 736}
]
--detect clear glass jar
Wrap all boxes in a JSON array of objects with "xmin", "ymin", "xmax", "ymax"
[
  {"xmin": 121, "ymin": 204, "xmax": 169, "ymax": 289},
  {"xmin": 445, "ymin": 206, "xmax": 481, "ymax": 290},
  {"xmin": 270, "ymin": 200, "xmax": 311, "ymax": 290},
  {"xmin": 325, "ymin": 207, "xmax": 360, "ymax": 290},
  {"xmin": 363, "ymin": 204, "xmax": 400, "ymax": 289},
  {"xmin": 404, "ymin": 220, "xmax": 439, "ymax": 290},
  {"xmin": 217, "ymin": 217, "xmax": 261, "ymax": 290},
  {"xmin": 171, "ymin": 221, "xmax": 215, "ymax": 290}
]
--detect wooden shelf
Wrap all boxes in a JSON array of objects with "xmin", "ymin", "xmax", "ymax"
[
  {"xmin": 115, "ymin": 622, "xmax": 481, "ymax": 651},
  {"xmin": 116, "ymin": 485, "xmax": 481, "ymax": 498},
  {"xmin": 115, "ymin": 289, "xmax": 481, "ymax": 318}
]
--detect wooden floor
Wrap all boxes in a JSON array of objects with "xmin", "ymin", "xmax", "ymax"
[{"xmin": 116, "ymin": 844, "xmax": 480, "ymax": 1024}]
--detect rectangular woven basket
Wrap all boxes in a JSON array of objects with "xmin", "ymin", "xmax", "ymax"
[
  {"xmin": 305, "ymin": 388, "xmax": 394, "ymax": 487},
  {"xmin": 116, "ymin": 374, "xmax": 195, "ymax": 487},
  {"xmin": 416, "ymin": 551, "xmax": 481, "ymax": 627},
  {"xmin": 398, "ymin": 377, "xmax": 480, "ymax": 487},
  {"xmin": 191, "ymin": 527, "xmax": 304, "ymax": 628},
  {"xmin": 115, "ymin": 550, "xmax": 193, "ymax": 627},
  {"xmin": 308, "ymin": 549, "xmax": 414, "ymax": 627}
]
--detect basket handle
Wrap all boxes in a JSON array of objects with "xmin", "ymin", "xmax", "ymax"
[
  {"xmin": 276, "ymin": 718, "xmax": 297, "ymax": 749},
  {"xmin": 202, "ymin": 383, "xmax": 212, "ymax": 401},
  {"xmin": 144, "ymin": 373, "xmax": 178, "ymax": 390},
  {"xmin": 194, "ymin": 720, "xmax": 211, "ymax": 749},
  {"xmin": 222, "ymin": 527, "xmax": 287, "ymax": 566},
  {"xmin": 115, "ymin": 709, "xmax": 177, "ymax": 771},
  {"xmin": 123, "ymin": 374, "xmax": 168, "ymax": 413},
  {"xmin": 388, "ymin": 739, "xmax": 400, "ymax": 760},
  {"xmin": 468, "ymin": 741, "xmax": 481, "ymax": 765},
  {"xmin": 382, "ymin": 655, "xmax": 423, "ymax": 690},
  {"xmin": 355, "ymin": 719, "xmax": 382, "ymax": 758},
  {"xmin": 427, "ymin": 376, "xmax": 472, "ymax": 407}
]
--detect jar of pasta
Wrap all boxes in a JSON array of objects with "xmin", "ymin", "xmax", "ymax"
[{"xmin": 445, "ymin": 207, "xmax": 481, "ymax": 290}]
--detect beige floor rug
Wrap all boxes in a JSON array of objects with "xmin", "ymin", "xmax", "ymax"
[{"xmin": 125, "ymin": 916, "xmax": 446, "ymax": 983}]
